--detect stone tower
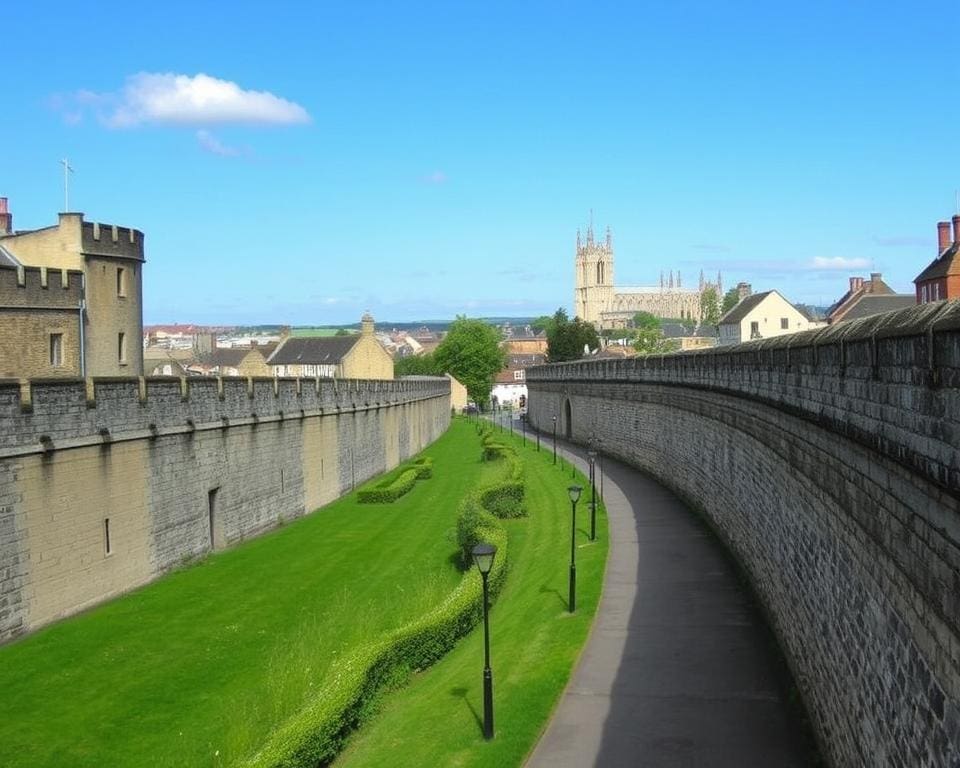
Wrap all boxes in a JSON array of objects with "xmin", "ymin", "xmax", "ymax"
[{"xmin": 574, "ymin": 222, "xmax": 614, "ymax": 324}]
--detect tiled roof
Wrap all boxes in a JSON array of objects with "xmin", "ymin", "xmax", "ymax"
[
  {"xmin": 718, "ymin": 291, "xmax": 774, "ymax": 325},
  {"xmin": 838, "ymin": 295, "xmax": 916, "ymax": 321},
  {"xmin": 267, "ymin": 336, "xmax": 359, "ymax": 365},
  {"xmin": 915, "ymin": 244, "xmax": 960, "ymax": 283}
]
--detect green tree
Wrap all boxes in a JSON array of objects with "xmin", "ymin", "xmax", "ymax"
[
  {"xmin": 546, "ymin": 308, "xmax": 600, "ymax": 362},
  {"xmin": 632, "ymin": 311, "xmax": 661, "ymax": 331},
  {"xmin": 633, "ymin": 328, "xmax": 680, "ymax": 356},
  {"xmin": 721, "ymin": 287, "xmax": 740, "ymax": 315},
  {"xmin": 334, "ymin": 328, "xmax": 352, "ymax": 337},
  {"xmin": 700, "ymin": 286, "xmax": 721, "ymax": 326},
  {"xmin": 393, "ymin": 353, "xmax": 441, "ymax": 377},
  {"xmin": 530, "ymin": 315, "xmax": 554, "ymax": 334},
  {"xmin": 433, "ymin": 316, "xmax": 506, "ymax": 408}
]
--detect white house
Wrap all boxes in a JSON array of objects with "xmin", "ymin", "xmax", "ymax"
[{"xmin": 717, "ymin": 290, "xmax": 822, "ymax": 346}]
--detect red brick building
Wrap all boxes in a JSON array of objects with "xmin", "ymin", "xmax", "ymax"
[{"xmin": 914, "ymin": 215, "xmax": 960, "ymax": 303}]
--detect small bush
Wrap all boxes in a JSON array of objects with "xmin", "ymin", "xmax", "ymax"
[{"xmin": 357, "ymin": 468, "xmax": 419, "ymax": 504}]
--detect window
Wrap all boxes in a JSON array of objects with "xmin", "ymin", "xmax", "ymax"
[
  {"xmin": 513, "ymin": 370, "xmax": 525, "ymax": 381},
  {"xmin": 118, "ymin": 332, "xmax": 127, "ymax": 364},
  {"xmin": 934, "ymin": 283, "xmax": 940, "ymax": 301},
  {"xmin": 49, "ymin": 333, "xmax": 63, "ymax": 367},
  {"xmin": 208, "ymin": 487, "xmax": 219, "ymax": 550},
  {"xmin": 750, "ymin": 321, "xmax": 760, "ymax": 338},
  {"xmin": 922, "ymin": 285, "xmax": 928, "ymax": 303},
  {"xmin": 104, "ymin": 518, "xmax": 112, "ymax": 555},
  {"xmin": 116, "ymin": 267, "xmax": 126, "ymax": 297},
  {"xmin": 780, "ymin": 317, "xmax": 789, "ymax": 330}
]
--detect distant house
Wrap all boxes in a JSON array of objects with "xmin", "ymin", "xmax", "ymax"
[
  {"xmin": 490, "ymin": 353, "xmax": 545, "ymax": 408},
  {"xmin": 660, "ymin": 322, "xmax": 717, "ymax": 350},
  {"xmin": 915, "ymin": 215, "xmax": 960, "ymax": 303},
  {"xmin": 717, "ymin": 290, "xmax": 822, "ymax": 346},
  {"xmin": 827, "ymin": 273, "xmax": 914, "ymax": 324},
  {"xmin": 267, "ymin": 312, "xmax": 393, "ymax": 379}
]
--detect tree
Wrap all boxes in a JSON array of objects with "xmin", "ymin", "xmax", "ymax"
[
  {"xmin": 632, "ymin": 311, "xmax": 661, "ymax": 331},
  {"xmin": 633, "ymin": 328, "xmax": 680, "ymax": 356},
  {"xmin": 546, "ymin": 308, "xmax": 600, "ymax": 362},
  {"xmin": 433, "ymin": 316, "xmax": 506, "ymax": 408},
  {"xmin": 721, "ymin": 287, "xmax": 740, "ymax": 315},
  {"xmin": 700, "ymin": 286, "xmax": 720, "ymax": 326},
  {"xmin": 393, "ymin": 352, "xmax": 441, "ymax": 377},
  {"xmin": 530, "ymin": 315, "xmax": 554, "ymax": 334},
  {"xmin": 334, "ymin": 328, "xmax": 352, "ymax": 337}
]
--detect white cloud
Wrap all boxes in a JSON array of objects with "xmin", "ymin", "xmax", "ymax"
[
  {"xmin": 196, "ymin": 130, "xmax": 243, "ymax": 157},
  {"xmin": 97, "ymin": 72, "xmax": 310, "ymax": 128},
  {"xmin": 809, "ymin": 256, "xmax": 871, "ymax": 270}
]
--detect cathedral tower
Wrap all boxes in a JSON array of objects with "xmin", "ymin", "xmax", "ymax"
[{"xmin": 574, "ymin": 221, "xmax": 614, "ymax": 324}]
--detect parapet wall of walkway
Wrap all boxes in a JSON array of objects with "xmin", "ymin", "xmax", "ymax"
[
  {"xmin": 527, "ymin": 300, "xmax": 960, "ymax": 767},
  {"xmin": 0, "ymin": 376, "xmax": 450, "ymax": 642}
]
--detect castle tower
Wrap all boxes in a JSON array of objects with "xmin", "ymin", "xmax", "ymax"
[{"xmin": 574, "ymin": 221, "xmax": 614, "ymax": 325}]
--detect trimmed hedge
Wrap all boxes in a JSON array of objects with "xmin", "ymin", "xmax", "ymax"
[
  {"xmin": 357, "ymin": 458, "xmax": 433, "ymax": 504},
  {"xmin": 246, "ymin": 519, "xmax": 507, "ymax": 768},
  {"xmin": 246, "ymin": 426, "xmax": 522, "ymax": 768}
]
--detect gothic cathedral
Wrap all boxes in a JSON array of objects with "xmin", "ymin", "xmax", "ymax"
[{"xmin": 574, "ymin": 222, "xmax": 721, "ymax": 329}]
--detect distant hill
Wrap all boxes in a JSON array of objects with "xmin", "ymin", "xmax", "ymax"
[{"xmin": 230, "ymin": 317, "xmax": 541, "ymax": 335}]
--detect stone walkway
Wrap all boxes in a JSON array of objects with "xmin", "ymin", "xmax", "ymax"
[{"xmin": 524, "ymin": 438, "xmax": 815, "ymax": 768}]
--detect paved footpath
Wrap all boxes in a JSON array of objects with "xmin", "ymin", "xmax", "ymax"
[{"xmin": 525, "ymin": 439, "xmax": 814, "ymax": 768}]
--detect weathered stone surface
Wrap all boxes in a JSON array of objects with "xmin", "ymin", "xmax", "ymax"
[
  {"xmin": 0, "ymin": 376, "xmax": 450, "ymax": 642},
  {"xmin": 528, "ymin": 302, "xmax": 960, "ymax": 768}
]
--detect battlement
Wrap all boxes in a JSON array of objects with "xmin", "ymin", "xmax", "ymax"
[
  {"xmin": 0, "ymin": 375, "xmax": 450, "ymax": 453},
  {"xmin": 0, "ymin": 265, "xmax": 84, "ymax": 307},
  {"xmin": 82, "ymin": 221, "xmax": 145, "ymax": 262}
]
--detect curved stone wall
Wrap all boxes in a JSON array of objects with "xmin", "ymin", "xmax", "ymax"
[{"xmin": 527, "ymin": 301, "xmax": 960, "ymax": 767}]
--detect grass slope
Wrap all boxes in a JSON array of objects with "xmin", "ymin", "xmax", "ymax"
[
  {"xmin": 335, "ymin": 423, "xmax": 609, "ymax": 768},
  {"xmin": 0, "ymin": 421, "xmax": 484, "ymax": 768}
]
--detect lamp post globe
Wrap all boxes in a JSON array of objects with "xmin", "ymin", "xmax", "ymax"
[
  {"xmin": 471, "ymin": 542, "xmax": 497, "ymax": 740},
  {"xmin": 567, "ymin": 485, "xmax": 582, "ymax": 613}
]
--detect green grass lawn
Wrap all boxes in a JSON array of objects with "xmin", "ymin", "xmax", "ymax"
[
  {"xmin": 335, "ymin": 422, "xmax": 609, "ymax": 768},
  {"xmin": 0, "ymin": 420, "xmax": 488, "ymax": 768}
]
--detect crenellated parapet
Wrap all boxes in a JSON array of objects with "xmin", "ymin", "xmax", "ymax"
[
  {"xmin": 0, "ymin": 265, "xmax": 84, "ymax": 308},
  {"xmin": 0, "ymin": 375, "xmax": 449, "ymax": 455},
  {"xmin": 81, "ymin": 221, "xmax": 145, "ymax": 262}
]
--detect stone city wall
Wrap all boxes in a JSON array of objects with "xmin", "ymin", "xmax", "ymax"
[
  {"xmin": 527, "ymin": 300, "xmax": 960, "ymax": 767},
  {"xmin": 0, "ymin": 375, "xmax": 450, "ymax": 642}
]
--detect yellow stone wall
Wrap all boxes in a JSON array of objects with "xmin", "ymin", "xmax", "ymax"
[
  {"xmin": 20, "ymin": 441, "xmax": 153, "ymax": 629},
  {"xmin": 0, "ymin": 312, "xmax": 81, "ymax": 378},
  {"xmin": 341, "ymin": 334, "xmax": 394, "ymax": 379}
]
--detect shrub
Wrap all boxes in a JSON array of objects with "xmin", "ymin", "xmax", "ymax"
[
  {"xmin": 357, "ymin": 468, "xmax": 419, "ymax": 504},
  {"xmin": 246, "ymin": 520, "xmax": 508, "ymax": 768},
  {"xmin": 412, "ymin": 457, "xmax": 433, "ymax": 479}
]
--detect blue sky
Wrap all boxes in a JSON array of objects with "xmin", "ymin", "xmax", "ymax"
[{"xmin": 4, "ymin": 1, "xmax": 958, "ymax": 324}]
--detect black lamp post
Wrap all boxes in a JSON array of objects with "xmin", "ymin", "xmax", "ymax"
[
  {"xmin": 552, "ymin": 415, "xmax": 558, "ymax": 465},
  {"xmin": 568, "ymin": 485, "xmax": 582, "ymax": 613},
  {"xmin": 587, "ymin": 450, "xmax": 597, "ymax": 541},
  {"xmin": 522, "ymin": 413, "xmax": 526, "ymax": 446},
  {"xmin": 472, "ymin": 543, "xmax": 497, "ymax": 740}
]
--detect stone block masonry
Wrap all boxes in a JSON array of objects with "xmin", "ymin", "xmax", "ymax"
[
  {"xmin": 527, "ymin": 300, "xmax": 960, "ymax": 768},
  {"xmin": 0, "ymin": 375, "xmax": 450, "ymax": 642}
]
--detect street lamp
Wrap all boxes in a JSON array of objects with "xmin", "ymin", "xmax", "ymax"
[
  {"xmin": 522, "ymin": 413, "xmax": 527, "ymax": 446},
  {"xmin": 568, "ymin": 485, "xmax": 582, "ymax": 613},
  {"xmin": 587, "ymin": 450, "xmax": 597, "ymax": 541},
  {"xmin": 472, "ymin": 543, "xmax": 497, "ymax": 740},
  {"xmin": 552, "ymin": 415, "xmax": 558, "ymax": 465}
]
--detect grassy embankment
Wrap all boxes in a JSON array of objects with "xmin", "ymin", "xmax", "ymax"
[
  {"xmin": 336, "ymin": 419, "xmax": 609, "ymax": 768},
  {"xmin": 0, "ymin": 420, "xmax": 485, "ymax": 767}
]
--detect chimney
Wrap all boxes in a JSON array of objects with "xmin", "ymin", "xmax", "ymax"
[
  {"xmin": 0, "ymin": 198, "xmax": 11, "ymax": 235},
  {"xmin": 938, "ymin": 221, "xmax": 951, "ymax": 253},
  {"xmin": 361, "ymin": 311, "xmax": 375, "ymax": 337},
  {"xmin": 953, "ymin": 215, "xmax": 960, "ymax": 246},
  {"xmin": 849, "ymin": 276, "xmax": 861, "ymax": 293}
]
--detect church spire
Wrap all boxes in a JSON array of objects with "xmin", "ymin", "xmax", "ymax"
[
  {"xmin": 576, "ymin": 228, "xmax": 582, "ymax": 251},
  {"xmin": 669, "ymin": 270, "xmax": 674, "ymax": 289},
  {"xmin": 587, "ymin": 209, "xmax": 594, "ymax": 245},
  {"xmin": 605, "ymin": 225, "xmax": 612, "ymax": 250}
]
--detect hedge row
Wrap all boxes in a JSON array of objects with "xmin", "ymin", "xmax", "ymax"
[
  {"xmin": 357, "ymin": 458, "xmax": 433, "ymax": 504},
  {"xmin": 247, "ymin": 517, "xmax": 507, "ymax": 768},
  {"xmin": 476, "ymin": 428, "xmax": 527, "ymax": 521},
  {"xmin": 246, "ymin": 438, "xmax": 515, "ymax": 768}
]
